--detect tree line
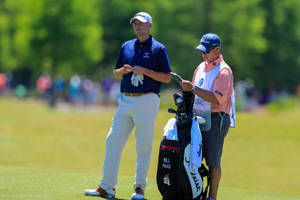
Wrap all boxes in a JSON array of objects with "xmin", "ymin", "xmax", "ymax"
[{"xmin": 0, "ymin": 0, "xmax": 300, "ymax": 92}]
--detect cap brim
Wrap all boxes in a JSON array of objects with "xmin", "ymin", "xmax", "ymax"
[
  {"xmin": 130, "ymin": 16, "xmax": 147, "ymax": 24},
  {"xmin": 195, "ymin": 44, "xmax": 208, "ymax": 53}
]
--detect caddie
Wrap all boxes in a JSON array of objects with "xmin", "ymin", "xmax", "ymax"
[{"xmin": 180, "ymin": 33, "xmax": 236, "ymax": 200}]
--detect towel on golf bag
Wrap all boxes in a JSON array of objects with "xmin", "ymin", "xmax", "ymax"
[{"xmin": 163, "ymin": 118, "xmax": 202, "ymax": 172}]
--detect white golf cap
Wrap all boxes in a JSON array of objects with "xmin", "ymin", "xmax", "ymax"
[{"xmin": 130, "ymin": 12, "xmax": 152, "ymax": 24}]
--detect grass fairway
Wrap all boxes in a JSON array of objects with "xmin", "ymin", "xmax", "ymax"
[{"xmin": 0, "ymin": 98, "xmax": 300, "ymax": 200}]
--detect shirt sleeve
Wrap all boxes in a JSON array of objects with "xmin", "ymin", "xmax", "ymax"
[
  {"xmin": 114, "ymin": 46, "xmax": 124, "ymax": 69},
  {"xmin": 213, "ymin": 68, "xmax": 233, "ymax": 105},
  {"xmin": 157, "ymin": 47, "xmax": 172, "ymax": 72}
]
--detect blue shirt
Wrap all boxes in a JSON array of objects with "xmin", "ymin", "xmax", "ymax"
[{"xmin": 115, "ymin": 35, "xmax": 172, "ymax": 94}]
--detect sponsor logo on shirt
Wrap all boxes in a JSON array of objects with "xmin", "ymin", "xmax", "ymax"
[
  {"xmin": 198, "ymin": 78, "xmax": 204, "ymax": 87},
  {"xmin": 143, "ymin": 52, "xmax": 150, "ymax": 59}
]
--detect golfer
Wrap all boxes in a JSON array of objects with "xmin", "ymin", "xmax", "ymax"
[
  {"xmin": 180, "ymin": 33, "xmax": 236, "ymax": 200},
  {"xmin": 85, "ymin": 12, "xmax": 172, "ymax": 200}
]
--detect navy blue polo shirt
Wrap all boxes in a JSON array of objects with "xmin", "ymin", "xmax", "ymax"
[{"xmin": 115, "ymin": 35, "xmax": 171, "ymax": 94}]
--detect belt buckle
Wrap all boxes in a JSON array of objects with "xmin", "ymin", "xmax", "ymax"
[{"xmin": 125, "ymin": 92, "xmax": 133, "ymax": 97}]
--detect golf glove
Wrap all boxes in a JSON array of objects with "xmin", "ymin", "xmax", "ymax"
[{"xmin": 131, "ymin": 73, "xmax": 144, "ymax": 87}]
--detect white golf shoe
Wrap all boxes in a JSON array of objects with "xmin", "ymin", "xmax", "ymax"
[{"xmin": 84, "ymin": 186, "xmax": 115, "ymax": 198}]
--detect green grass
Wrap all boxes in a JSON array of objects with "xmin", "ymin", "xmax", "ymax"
[
  {"xmin": 0, "ymin": 97, "xmax": 300, "ymax": 200},
  {"xmin": 1, "ymin": 166, "xmax": 299, "ymax": 200}
]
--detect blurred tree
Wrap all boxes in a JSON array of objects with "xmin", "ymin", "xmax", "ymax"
[
  {"xmin": 1, "ymin": 0, "xmax": 300, "ymax": 92},
  {"xmin": 32, "ymin": 0, "xmax": 103, "ymax": 78},
  {"xmin": 151, "ymin": 0, "xmax": 266, "ymax": 84},
  {"xmin": 0, "ymin": 0, "xmax": 18, "ymax": 71},
  {"xmin": 151, "ymin": 0, "xmax": 206, "ymax": 80},
  {"xmin": 214, "ymin": 0, "xmax": 267, "ymax": 84},
  {"xmin": 258, "ymin": 0, "xmax": 300, "ymax": 91},
  {"xmin": 2, "ymin": 0, "xmax": 103, "ymax": 79},
  {"xmin": 96, "ymin": 0, "xmax": 135, "ymax": 76}
]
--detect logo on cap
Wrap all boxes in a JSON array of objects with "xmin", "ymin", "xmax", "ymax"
[
  {"xmin": 196, "ymin": 33, "xmax": 221, "ymax": 52},
  {"xmin": 130, "ymin": 12, "xmax": 152, "ymax": 24},
  {"xmin": 200, "ymin": 38, "xmax": 208, "ymax": 43}
]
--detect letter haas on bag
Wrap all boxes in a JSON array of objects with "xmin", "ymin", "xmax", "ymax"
[{"xmin": 162, "ymin": 157, "xmax": 171, "ymax": 169}]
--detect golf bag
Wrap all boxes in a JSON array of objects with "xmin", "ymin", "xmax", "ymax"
[{"xmin": 156, "ymin": 91, "xmax": 209, "ymax": 200}]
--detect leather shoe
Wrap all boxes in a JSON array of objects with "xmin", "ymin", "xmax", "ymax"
[{"xmin": 84, "ymin": 186, "xmax": 115, "ymax": 198}]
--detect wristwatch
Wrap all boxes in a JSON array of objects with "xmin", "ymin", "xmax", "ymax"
[{"xmin": 191, "ymin": 85, "xmax": 196, "ymax": 93}]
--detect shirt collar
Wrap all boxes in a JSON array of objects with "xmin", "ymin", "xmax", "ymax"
[
  {"xmin": 135, "ymin": 35, "xmax": 153, "ymax": 46},
  {"xmin": 204, "ymin": 54, "xmax": 223, "ymax": 71}
]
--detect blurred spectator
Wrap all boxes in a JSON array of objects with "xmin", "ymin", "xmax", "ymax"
[
  {"xmin": 110, "ymin": 81, "xmax": 121, "ymax": 104},
  {"xmin": 5, "ymin": 73, "xmax": 13, "ymax": 91},
  {"xmin": 82, "ymin": 78, "xmax": 98, "ymax": 104},
  {"xmin": 260, "ymin": 85, "xmax": 277, "ymax": 105},
  {"xmin": 53, "ymin": 77, "xmax": 65, "ymax": 101},
  {"xmin": 54, "ymin": 77, "xmax": 64, "ymax": 92},
  {"xmin": 235, "ymin": 80, "xmax": 248, "ymax": 111},
  {"xmin": 36, "ymin": 74, "xmax": 52, "ymax": 93},
  {"xmin": 0, "ymin": 73, "xmax": 7, "ymax": 94},
  {"xmin": 90, "ymin": 81, "xmax": 100, "ymax": 104},
  {"xmin": 235, "ymin": 79, "xmax": 259, "ymax": 112},
  {"xmin": 244, "ymin": 80, "xmax": 259, "ymax": 111},
  {"xmin": 101, "ymin": 77, "xmax": 114, "ymax": 104},
  {"xmin": 36, "ymin": 74, "xmax": 54, "ymax": 108},
  {"xmin": 69, "ymin": 75, "xmax": 81, "ymax": 104},
  {"xmin": 15, "ymin": 84, "xmax": 27, "ymax": 99}
]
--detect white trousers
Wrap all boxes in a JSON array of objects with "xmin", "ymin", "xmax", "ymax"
[{"xmin": 100, "ymin": 93, "xmax": 160, "ymax": 191}]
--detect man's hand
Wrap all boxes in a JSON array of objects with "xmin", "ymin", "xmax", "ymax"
[
  {"xmin": 181, "ymin": 79, "xmax": 219, "ymax": 104},
  {"xmin": 133, "ymin": 66, "xmax": 147, "ymax": 76},
  {"xmin": 122, "ymin": 64, "xmax": 134, "ymax": 74},
  {"xmin": 180, "ymin": 80, "xmax": 193, "ymax": 91},
  {"xmin": 113, "ymin": 64, "xmax": 134, "ymax": 79},
  {"xmin": 131, "ymin": 65, "xmax": 171, "ymax": 83}
]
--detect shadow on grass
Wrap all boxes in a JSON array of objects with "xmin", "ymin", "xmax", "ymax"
[
  {"xmin": 100, "ymin": 197, "xmax": 148, "ymax": 200},
  {"xmin": 85, "ymin": 193, "xmax": 149, "ymax": 200}
]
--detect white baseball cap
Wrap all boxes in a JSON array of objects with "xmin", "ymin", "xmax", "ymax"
[{"xmin": 130, "ymin": 12, "xmax": 152, "ymax": 24}]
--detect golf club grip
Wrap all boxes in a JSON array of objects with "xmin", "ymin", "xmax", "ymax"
[{"xmin": 170, "ymin": 72, "xmax": 183, "ymax": 83}]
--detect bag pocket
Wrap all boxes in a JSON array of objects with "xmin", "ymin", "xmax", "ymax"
[{"xmin": 156, "ymin": 139, "xmax": 180, "ymax": 200}]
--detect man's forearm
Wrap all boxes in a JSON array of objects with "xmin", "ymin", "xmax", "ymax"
[
  {"xmin": 143, "ymin": 69, "xmax": 171, "ymax": 83},
  {"xmin": 194, "ymin": 86, "xmax": 219, "ymax": 105}
]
